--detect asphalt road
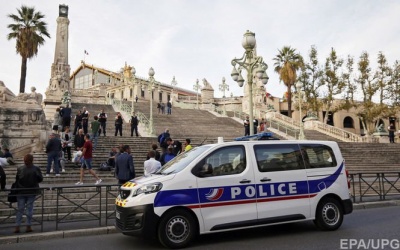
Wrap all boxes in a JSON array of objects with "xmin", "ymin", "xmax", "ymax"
[{"xmin": 2, "ymin": 206, "xmax": 400, "ymax": 250}]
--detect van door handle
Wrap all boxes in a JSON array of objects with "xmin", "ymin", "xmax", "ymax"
[
  {"xmin": 260, "ymin": 177, "xmax": 271, "ymax": 182},
  {"xmin": 240, "ymin": 179, "xmax": 251, "ymax": 183}
]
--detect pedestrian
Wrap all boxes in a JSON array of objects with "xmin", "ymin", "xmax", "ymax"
[
  {"xmin": 115, "ymin": 112, "xmax": 123, "ymax": 136},
  {"xmin": 135, "ymin": 95, "xmax": 138, "ymax": 103},
  {"xmin": 91, "ymin": 116, "xmax": 101, "ymax": 150},
  {"xmin": 260, "ymin": 118, "xmax": 265, "ymax": 132},
  {"xmin": 243, "ymin": 116, "xmax": 250, "ymax": 136},
  {"xmin": 52, "ymin": 107, "xmax": 62, "ymax": 133},
  {"xmin": 60, "ymin": 103, "xmax": 72, "ymax": 131},
  {"xmin": 45, "ymin": 133, "xmax": 62, "ymax": 177},
  {"xmin": 61, "ymin": 126, "xmax": 72, "ymax": 161},
  {"xmin": 146, "ymin": 143, "xmax": 161, "ymax": 162},
  {"xmin": 74, "ymin": 129, "xmax": 85, "ymax": 151},
  {"xmin": 388, "ymin": 123, "xmax": 395, "ymax": 143},
  {"xmin": 253, "ymin": 118, "xmax": 259, "ymax": 134},
  {"xmin": 144, "ymin": 150, "xmax": 161, "ymax": 176},
  {"xmin": 75, "ymin": 134, "xmax": 102, "ymax": 185},
  {"xmin": 158, "ymin": 129, "xmax": 170, "ymax": 153},
  {"xmin": 14, "ymin": 154, "xmax": 43, "ymax": 233},
  {"xmin": 115, "ymin": 145, "xmax": 135, "ymax": 184},
  {"xmin": 73, "ymin": 110, "xmax": 83, "ymax": 135},
  {"xmin": 166, "ymin": 137, "xmax": 182, "ymax": 156},
  {"xmin": 161, "ymin": 102, "xmax": 165, "ymax": 114},
  {"xmin": 160, "ymin": 145, "xmax": 176, "ymax": 165},
  {"xmin": 129, "ymin": 112, "xmax": 139, "ymax": 137},
  {"xmin": 183, "ymin": 138, "xmax": 192, "ymax": 152},
  {"xmin": 98, "ymin": 109, "xmax": 107, "ymax": 136},
  {"xmin": 167, "ymin": 101, "xmax": 172, "ymax": 115},
  {"xmin": 157, "ymin": 102, "xmax": 161, "ymax": 114},
  {"xmin": 81, "ymin": 106, "xmax": 90, "ymax": 135},
  {"xmin": 0, "ymin": 164, "xmax": 6, "ymax": 190}
]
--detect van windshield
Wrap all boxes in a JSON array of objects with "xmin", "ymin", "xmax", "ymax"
[{"xmin": 157, "ymin": 145, "xmax": 212, "ymax": 175}]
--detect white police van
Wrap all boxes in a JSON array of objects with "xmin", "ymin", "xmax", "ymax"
[{"xmin": 115, "ymin": 133, "xmax": 353, "ymax": 248}]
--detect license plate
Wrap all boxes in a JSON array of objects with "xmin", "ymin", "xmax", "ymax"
[{"xmin": 116, "ymin": 211, "xmax": 120, "ymax": 219}]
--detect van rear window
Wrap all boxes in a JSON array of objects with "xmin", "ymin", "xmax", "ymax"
[
  {"xmin": 254, "ymin": 144, "xmax": 304, "ymax": 172},
  {"xmin": 300, "ymin": 144, "xmax": 337, "ymax": 168}
]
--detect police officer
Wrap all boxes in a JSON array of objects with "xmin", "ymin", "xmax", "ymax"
[{"xmin": 98, "ymin": 109, "xmax": 107, "ymax": 136}]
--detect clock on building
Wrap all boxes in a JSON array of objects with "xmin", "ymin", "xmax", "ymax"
[{"xmin": 59, "ymin": 5, "xmax": 68, "ymax": 17}]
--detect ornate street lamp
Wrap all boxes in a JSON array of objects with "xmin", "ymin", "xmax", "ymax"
[
  {"xmin": 219, "ymin": 77, "xmax": 229, "ymax": 116},
  {"xmin": 231, "ymin": 30, "xmax": 269, "ymax": 135},
  {"xmin": 148, "ymin": 67, "xmax": 156, "ymax": 136},
  {"xmin": 131, "ymin": 66, "xmax": 136, "ymax": 114},
  {"xmin": 193, "ymin": 79, "xmax": 201, "ymax": 109},
  {"xmin": 296, "ymin": 81, "xmax": 305, "ymax": 140}
]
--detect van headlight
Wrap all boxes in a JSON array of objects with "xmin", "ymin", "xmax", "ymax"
[{"xmin": 132, "ymin": 182, "xmax": 163, "ymax": 196}]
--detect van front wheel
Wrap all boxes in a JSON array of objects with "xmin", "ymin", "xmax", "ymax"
[
  {"xmin": 158, "ymin": 209, "xmax": 197, "ymax": 249},
  {"xmin": 314, "ymin": 198, "xmax": 343, "ymax": 231}
]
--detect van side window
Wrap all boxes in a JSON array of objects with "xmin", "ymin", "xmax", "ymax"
[
  {"xmin": 195, "ymin": 146, "xmax": 246, "ymax": 177},
  {"xmin": 254, "ymin": 144, "xmax": 305, "ymax": 172},
  {"xmin": 300, "ymin": 144, "xmax": 337, "ymax": 168}
]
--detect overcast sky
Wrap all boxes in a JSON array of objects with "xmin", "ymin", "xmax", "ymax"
[{"xmin": 1, "ymin": 0, "xmax": 400, "ymax": 99}]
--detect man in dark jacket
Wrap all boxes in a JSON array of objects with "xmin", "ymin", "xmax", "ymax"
[
  {"xmin": 14, "ymin": 154, "xmax": 43, "ymax": 233},
  {"xmin": 115, "ymin": 145, "xmax": 135, "ymax": 184},
  {"xmin": 60, "ymin": 104, "xmax": 72, "ymax": 131},
  {"xmin": 46, "ymin": 133, "xmax": 62, "ymax": 176}
]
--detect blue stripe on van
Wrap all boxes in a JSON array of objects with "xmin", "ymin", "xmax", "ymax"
[{"xmin": 154, "ymin": 162, "xmax": 344, "ymax": 208}]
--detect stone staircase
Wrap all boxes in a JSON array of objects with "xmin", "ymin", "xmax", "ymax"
[
  {"xmin": 304, "ymin": 130, "xmax": 340, "ymax": 141},
  {"xmin": 2, "ymin": 102, "xmax": 400, "ymax": 229}
]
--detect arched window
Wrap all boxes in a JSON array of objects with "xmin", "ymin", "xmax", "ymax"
[{"xmin": 343, "ymin": 116, "xmax": 354, "ymax": 128}]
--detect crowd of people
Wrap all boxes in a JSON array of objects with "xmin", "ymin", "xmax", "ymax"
[{"xmin": 0, "ymin": 102, "xmax": 195, "ymax": 234}]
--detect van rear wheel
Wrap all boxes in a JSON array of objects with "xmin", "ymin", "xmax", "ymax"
[
  {"xmin": 158, "ymin": 209, "xmax": 197, "ymax": 249},
  {"xmin": 314, "ymin": 198, "xmax": 343, "ymax": 231}
]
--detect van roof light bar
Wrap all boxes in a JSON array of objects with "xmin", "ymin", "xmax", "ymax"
[{"xmin": 234, "ymin": 132, "xmax": 279, "ymax": 141}]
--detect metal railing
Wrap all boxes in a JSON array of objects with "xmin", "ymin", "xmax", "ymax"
[
  {"xmin": 349, "ymin": 172, "xmax": 400, "ymax": 202},
  {"xmin": 0, "ymin": 185, "xmax": 119, "ymax": 234},
  {"xmin": 0, "ymin": 187, "xmax": 48, "ymax": 232}
]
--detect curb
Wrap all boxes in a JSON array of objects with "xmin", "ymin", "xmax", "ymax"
[
  {"xmin": 0, "ymin": 226, "xmax": 117, "ymax": 245},
  {"xmin": 1, "ymin": 200, "xmax": 400, "ymax": 245}
]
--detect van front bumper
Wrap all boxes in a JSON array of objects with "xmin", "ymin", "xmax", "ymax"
[{"xmin": 115, "ymin": 204, "xmax": 160, "ymax": 237}]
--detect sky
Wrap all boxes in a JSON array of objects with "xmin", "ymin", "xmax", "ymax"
[{"xmin": 1, "ymin": 0, "xmax": 400, "ymax": 99}]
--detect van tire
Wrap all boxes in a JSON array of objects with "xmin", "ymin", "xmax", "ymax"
[
  {"xmin": 158, "ymin": 209, "xmax": 197, "ymax": 249},
  {"xmin": 314, "ymin": 197, "xmax": 343, "ymax": 231}
]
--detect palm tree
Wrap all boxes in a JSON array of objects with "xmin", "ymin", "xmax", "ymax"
[
  {"xmin": 7, "ymin": 5, "xmax": 50, "ymax": 93},
  {"xmin": 273, "ymin": 46, "xmax": 303, "ymax": 117}
]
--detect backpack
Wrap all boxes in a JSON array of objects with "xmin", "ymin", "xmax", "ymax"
[
  {"xmin": 159, "ymin": 133, "xmax": 166, "ymax": 144},
  {"xmin": 98, "ymin": 162, "xmax": 111, "ymax": 171}
]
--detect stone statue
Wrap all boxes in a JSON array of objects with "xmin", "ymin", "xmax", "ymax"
[
  {"xmin": 202, "ymin": 78, "xmax": 209, "ymax": 88},
  {"xmin": 0, "ymin": 81, "xmax": 16, "ymax": 102},
  {"xmin": 12, "ymin": 86, "xmax": 43, "ymax": 105}
]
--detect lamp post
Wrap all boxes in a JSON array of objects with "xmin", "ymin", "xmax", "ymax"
[
  {"xmin": 130, "ymin": 66, "xmax": 136, "ymax": 114},
  {"xmin": 219, "ymin": 77, "xmax": 229, "ymax": 116},
  {"xmin": 231, "ymin": 30, "xmax": 269, "ymax": 135},
  {"xmin": 296, "ymin": 81, "xmax": 305, "ymax": 140},
  {"xmin": 148, "ymin": 67, "xmax": 156, "ymax": 136},
  {"xmin": 193, "ymin": 79, "xmax": 200, "ymax": 109}
]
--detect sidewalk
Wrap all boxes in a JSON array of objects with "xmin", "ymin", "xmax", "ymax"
[{"xmin": 1, "ymin": 199, "xmax": 400, "ymax": 245}]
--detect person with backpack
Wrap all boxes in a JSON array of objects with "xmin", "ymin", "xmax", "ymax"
[
  {"xmin": 158, "ymin": 129, "xmax": 170, "ymax": 153},
  {"xmin": 14, "ymin": 154, "xmax": 43, "ymax": 233}
]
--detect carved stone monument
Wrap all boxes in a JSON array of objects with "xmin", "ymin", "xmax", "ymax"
[
  {"xmin": 43, "ymin": 4, "xmax": 71, "ymax": 120},
  {"xmin": 0, "ymin": 82, "xmax": 47, "ymax": 157}
]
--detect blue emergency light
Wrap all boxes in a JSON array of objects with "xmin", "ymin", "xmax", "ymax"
[{"xmin": 234, "ymin": 132, "xmax": 279, "ymax": 141}]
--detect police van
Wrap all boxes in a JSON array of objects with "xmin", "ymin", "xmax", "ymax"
[{"xmin": 115, "ymin": 134, "xmax": 353, "ymax": 248}]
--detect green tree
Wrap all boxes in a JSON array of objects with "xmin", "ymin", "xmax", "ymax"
[
  {"xmin": 388, "ymin": 60, "xmax": 400, "ymax": 106},
  {"xmin": 298, "ymin": 45, "xmax": 324, "ymax": 116},
  {"xmin": 340, "ymin": 55, "xmax": 357, "ymax": 111},
  {"xmin": 7, "ymin": 5, "xmax": 50, "ymax": 93},
  {"xmin": 322, "ymin": 48, "xmax": 345, "ymax": 124},
  {"xmin": 273, "ymin": 46, "xmax": 303, "ymax": 117}
]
